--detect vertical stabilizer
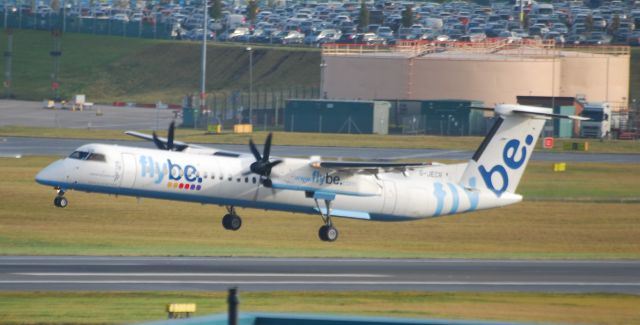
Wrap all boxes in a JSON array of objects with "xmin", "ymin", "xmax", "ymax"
[{"xmin": 460, "ymin": 104, "xmax": 550, "ymax": 197}]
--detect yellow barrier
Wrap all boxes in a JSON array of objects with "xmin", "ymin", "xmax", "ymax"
[
  {"xmin": 563, "ymin": 142, "xmax": 589, "ymax": 151},
  {"xmin": 233, "ymin": 124, "xmax": 253, "ymax": 133},
  {"xmin": 208, "ymin": 124, "xmax": 222, "ymax": 134},
  {"xmin": 166, "ymin": 303, "xmax": 196, "ymax": 319},
  {"xmin": 553, "ymin": 162, "xmax": 567, "ymax": 172}
]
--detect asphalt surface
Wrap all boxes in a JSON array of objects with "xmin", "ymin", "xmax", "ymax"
[
  {"xmin": 0, "ymin": 99, "xmax": 177, "ymax": 130},
  {"xmin": 2, "ymin": 136, "xmax": 640, "ymax": 163},
  {"xmin": 1, "ymin": 256, "xmax": 639, "ymax": 293}
]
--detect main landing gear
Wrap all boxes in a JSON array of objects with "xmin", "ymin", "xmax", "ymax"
[
  {"xmin": 222, "ymin": 206, "xmax": 242, "ymax": 231},
  {"xmin": 53, "ymin": 188, "xmax": 68, "ymax": 208},
  {"xmin": 315, "ymin": 199, "xmax": 338, "ymax": 242}
]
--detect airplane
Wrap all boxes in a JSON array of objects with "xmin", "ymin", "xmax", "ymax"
[{"xmin": 35, "ymin": 104, "xmax": 587, "ymax": 242}]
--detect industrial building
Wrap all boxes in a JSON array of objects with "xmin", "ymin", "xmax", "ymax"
[{"xmin": 321, "ymin": 40, "xmax": 630, "ymax": 111}]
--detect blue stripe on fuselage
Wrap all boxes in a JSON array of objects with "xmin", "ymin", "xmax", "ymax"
[{"xmin": 36, "ymin": 180, "xmax": 417, "ymax": 222}]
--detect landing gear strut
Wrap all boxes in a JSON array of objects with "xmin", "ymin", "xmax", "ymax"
[
  {"xmin": 315, "ymin": 199, "xmax": 338, "ymax": 242},
  {"xmin": 222, "ymin": 206, "xmax": 242, "ymax": 231},
  {"xmin": 53, "ymin": 188, "xmax": 68, "ymax": 208}
]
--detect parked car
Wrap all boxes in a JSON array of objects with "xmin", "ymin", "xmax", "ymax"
[{"xmin": 282, "ymin": 30, "xmax": 305, "ymax": 44}]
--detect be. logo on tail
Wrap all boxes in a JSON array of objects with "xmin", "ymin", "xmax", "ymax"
[{"xmin": 478, "ymin": 134, "xmax": 533, "ymax": 197}]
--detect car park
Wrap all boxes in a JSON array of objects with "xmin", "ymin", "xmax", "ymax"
[{"xmin": 4, "ymin": 0, "xmax": 640, "ymax": 47}]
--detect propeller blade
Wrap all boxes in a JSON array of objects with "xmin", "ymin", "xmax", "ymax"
[
  {"xmin": 266, "ymin": 160, "xmax": 283, "ymax": 172},
  {"xmin": 152, "ymin": 131, "xmax": 166, "ymax": 150},
  {"xmin": 253, "ymin": 179, "xmax": 261, "ymax": 201},
  {"xmin": 249, "ymin": 139, "xmax": 262, "ymax": 161},
  {"xmin": 167, "ymin": 121, "xmax": 175, "ymax": 151},
  {"xmin": 263, "ymin": 133, "xmax": 273, "ymax": 162}
]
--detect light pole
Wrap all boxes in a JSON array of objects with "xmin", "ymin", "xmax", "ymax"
[
  {"xmin": 320, "ymin": 60, "xmax": 327, "ymax": 99},
  {"xmin": 199, "ymin": 0, "xmax": 208, "ymax": 128},
  {"xmin": 520, "ymin": 0, "xmax": 525, "ymax": 30},
  {"xmin": 247, "ymin": 46, "xmax": 253, "ymax": 125}
]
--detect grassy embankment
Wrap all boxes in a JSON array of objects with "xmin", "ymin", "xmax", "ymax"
[
  {"xmin": 1, "ymin": 30, "xmax": 639, "ymax": 105},
  {"xmin": 0, "ymin": 29, "xmax": 320, "ymax": 104},
  {"xmin": 2, "ymin": 126, "xmax": 640, "ymax": 154},
  {"xmin": 1, "ymin": 291, "xmax": 639, "ymax": 325},
  {"xmin": 1, "ymin": 156, "xmax": 638, "ymax": 258}
]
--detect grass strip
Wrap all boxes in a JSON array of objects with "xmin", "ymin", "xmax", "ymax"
[{"xmin": 0, "ymin": 291, "xmax": 639, "ymax": 325}]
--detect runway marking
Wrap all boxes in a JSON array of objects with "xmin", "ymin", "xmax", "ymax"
[
  {"xmin": 0, "ymin": 261, "xmax": 145, "ymax": 266},
  {"xmin": 17, "ymin": 273, "xmax": 389, "ymax": 278},
  {"xmin": 1, "ymin": 280, "xmax": 640, "ymax": 286},
  {"xmin": 2, "ymin": 257, "xmax": 639, "ymax": 265}
]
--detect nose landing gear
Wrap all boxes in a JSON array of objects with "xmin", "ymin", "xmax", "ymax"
[{"xmin": 53, "ymin": 188, "xmax": 68, "ymax": 208}]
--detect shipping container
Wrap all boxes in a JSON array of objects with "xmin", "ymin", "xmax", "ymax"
[{"xmin": 285, "ymin": 99, "xmax": 390, "ymax": 134}]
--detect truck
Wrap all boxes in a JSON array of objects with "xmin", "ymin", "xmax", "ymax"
[{"xmin": 580, "ymin": 102, "xmax": 611, "ymax": 138}]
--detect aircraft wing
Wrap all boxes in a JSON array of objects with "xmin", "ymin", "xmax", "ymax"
[
  {"xmin": 312, "ymin": 160, "xmax": 430, "ymax": 174},
  {"xmin": 124, "ymin": 131, "xmax": 208, "ymax": 150}
]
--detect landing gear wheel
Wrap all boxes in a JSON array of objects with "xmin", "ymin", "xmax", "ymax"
[
  {"xmin": 318, "ymin": 225, "xmax": 338, "ymax": 242},
  {"xmin": 53, "ymin": 197, "xmax": 68, "ymax": 208},
  {"xmin": 318, "ymin": 225, "xmax": 328, "ymax": 241},
  {"xmin": 222, "ymin": 214, "xmax": 242, "ymax": 231}
]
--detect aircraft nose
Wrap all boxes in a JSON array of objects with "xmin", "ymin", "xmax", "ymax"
[{"xmin": 35, "ymin": 159, "xmax": 67, "ymax": 186}]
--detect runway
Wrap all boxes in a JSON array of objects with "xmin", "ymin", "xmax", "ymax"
[
  {"xmin": 3, "ymin": 137, "xmax": 640, "ymax": 163},
  {"xmin": 1, "ymin": 256, "xmax": 639, "ymax": 293}
]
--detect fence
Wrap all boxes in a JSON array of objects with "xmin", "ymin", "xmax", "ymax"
[
  {"xmin": 186, "ymin": 86, "xmax": 321, "ymax": 130},
  {"xmin": 2, "ymin": 12, "xmax": 174, "ymax": 39}
]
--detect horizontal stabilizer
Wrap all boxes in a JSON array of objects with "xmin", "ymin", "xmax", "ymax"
[
  {"xmin": 512, "ymin": 110, "xmax": 590, "ymax": 121},
  {"xmin": 473, "ymin": 105, "xmax": 590, "ymax": 120}
]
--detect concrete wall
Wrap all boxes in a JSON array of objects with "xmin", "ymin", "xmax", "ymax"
[
  {"xmin": 559, "ymin": 55, "xmax": 630, "ymax": 106},
  {"xmin": 322, "ymin": 52, "xmax": 629, "ymax": 108},
  {"xmin": 323, "ymin": 56, "xmax": 408, "ymax": 100}
]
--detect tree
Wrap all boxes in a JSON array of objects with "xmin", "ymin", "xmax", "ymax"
[
  {"xmin": 585, "ymin": 14, "xmax": 594, "ymax": 32},
  {"xmin": 609, "ymin": 14, "xmax": 620, "ymax": 34},
  {"xmin": 51, "ymin": 0, "xmax": 60, "ymax": 11},
  {"xmin": 401, "ymin": 5, "xmax": 413, "ymax": 28},
  {"xmin": 209, "ymin": 0, "xmax": 223, "ymax": 20},
  {"xmin": 358, "ymin": 0, "xmax": 370, "ymax": 32},
  {"xmin": 246, "ymin": 0, "xmax": 259, "ymax": 25},
  {"xmin": 113, "ymin": 0, "xmax": 129, "ymax": 10}
]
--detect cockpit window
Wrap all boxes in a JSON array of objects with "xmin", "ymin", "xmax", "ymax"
[
  {"xmin": 86, "ymin": 153, "xmax": 106, "ymax": 162},
  {"xmin": 68, "ymin": 151, "xmax": 106, "ymax": 162},
  {"xmin": 69, "ymin": 151, "xmax": 90, "ymax": 160}
]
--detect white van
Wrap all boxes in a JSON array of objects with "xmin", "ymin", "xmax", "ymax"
[{"xmin": 225, "ymin": 14, "xmax": 245, "ymax": 29}]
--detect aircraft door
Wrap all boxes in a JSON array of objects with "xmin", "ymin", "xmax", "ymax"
[
  {"xmin": 381, "ymin": 180, "xmax": 397, "ymax": 215},
  {"xmin": 119, "ymin": 153, "xmax": 137, "ymax": 188}
]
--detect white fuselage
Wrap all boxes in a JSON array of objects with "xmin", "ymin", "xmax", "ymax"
[{"xmin": 36, "ymin": 143, "xmax": 521, "ymax": 222}]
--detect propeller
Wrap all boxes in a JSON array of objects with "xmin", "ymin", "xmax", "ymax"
[
  {"xmin": 246, "ymin": 133, "xmax": 283, "ymax": 188},
  {"xmin": 152, "ymin": 121, "xmax": 184, "ymax": 151}
]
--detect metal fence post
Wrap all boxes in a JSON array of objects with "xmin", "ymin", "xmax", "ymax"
[{"xmin": 227, "ymin": 287, "xmax": 239, "ymax": 325}]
